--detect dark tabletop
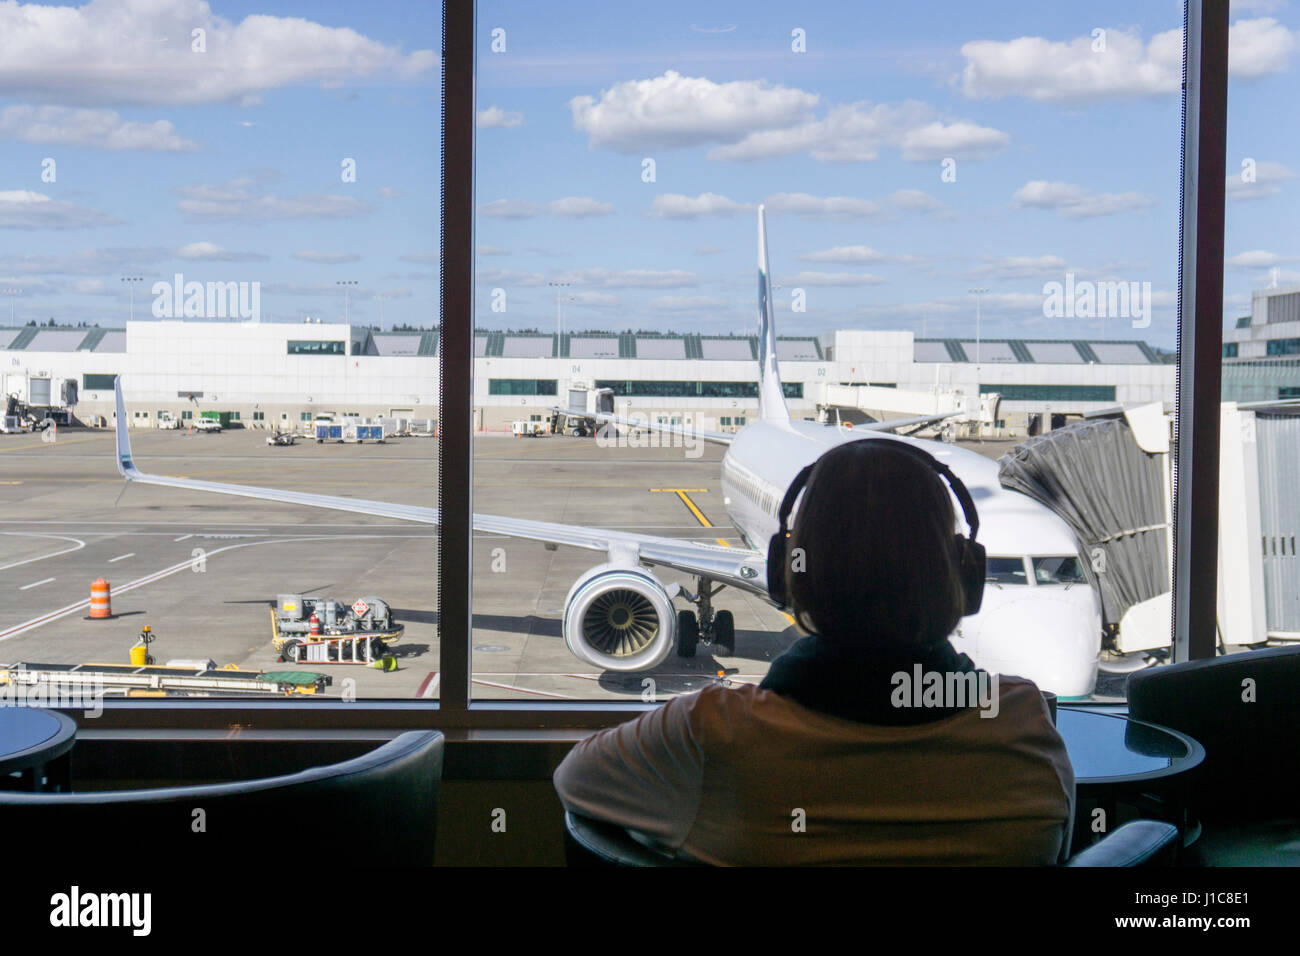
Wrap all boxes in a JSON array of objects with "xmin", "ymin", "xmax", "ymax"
[
  {"xmin": 1057, "ymin": 708, "xmax": 1204, "ymax": 790},
  {"xmin": 0, "ymin": 708, "xmax": 77, "ymax": 775}
]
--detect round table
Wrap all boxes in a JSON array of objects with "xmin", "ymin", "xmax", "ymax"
[
  {"xmin": 1057, "ymin": 708, "xmax": 1204, "ymax": 856},
  {"xmin": 0, "ymin": 708, "xmax": 76, "ymax": 792}
]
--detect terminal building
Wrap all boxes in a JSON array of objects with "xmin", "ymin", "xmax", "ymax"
[{"xmin": 1, "ymin": 319, "xmax": 1180, "ymax": 433}]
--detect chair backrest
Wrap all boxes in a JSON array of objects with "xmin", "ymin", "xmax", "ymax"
[
  {"xmin": 1127, "ymin": 646, "xmax": 1300, "ymax": 819},
  {"xmin": 0, "ymin": 730, "xmax": 443, "ymax": 865}
]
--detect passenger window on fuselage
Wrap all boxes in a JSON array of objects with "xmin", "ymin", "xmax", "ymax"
[
  {"xmin": 986, "ymin": 557, "xmax": 1029, "ymax": 585},
  {"xmin": 1033, "ymin": 556, "xmax": 1087, "ymax": 585}
]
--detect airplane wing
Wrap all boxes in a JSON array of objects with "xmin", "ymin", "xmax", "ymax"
[
  {"xmin": 116, "ymin": 381, "xmax": 767, "ymax": 594},
  {"xmin": 550, "ymin": 407, "xmax": 735, "ymax": 446}
]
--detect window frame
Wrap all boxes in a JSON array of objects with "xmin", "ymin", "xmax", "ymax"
[{"xmin": 77, "ymin": 0, "xmax": 1228, "ymax": 733}]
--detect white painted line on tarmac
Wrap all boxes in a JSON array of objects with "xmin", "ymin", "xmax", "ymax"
[
  {"xmin": 0, "ymin": 533, "xmax": 87, "ymax": 571},
  {"xmin": 174, "ymin": 534, "xmax": 193, "ymax": 542},
  {"xmin": 19, "ymin": 578, "xmax": 54, "ymax": 591},
  {"xmin": 108, "ymin": 552, "xmax": 135, "ymax": 562}
]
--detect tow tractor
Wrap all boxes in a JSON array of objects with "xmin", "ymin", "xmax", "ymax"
[
  {"xmin": 266, "ymin": 428, "xmax": 296, "ymax": 446},
  {"xmin": 272, "ymin": 594, "xmax": 404, "ymax": 665}
]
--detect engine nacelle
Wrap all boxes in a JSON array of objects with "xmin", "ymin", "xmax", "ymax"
[{"xmin": 563, "ymin": 564, "xmax": 677, "ymax": 671}]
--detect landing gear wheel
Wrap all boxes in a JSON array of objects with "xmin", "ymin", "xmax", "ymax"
[
  {"xmin": 676, "ymin": 610, "xmax": 699, "ymax": 658},
  {"xmin": 713, "ymin": 610, "xmax": 735, "ymax": 656},
  {"xmin": 281, "ymin": 639, "xmax": 302, "ymax": 663}
]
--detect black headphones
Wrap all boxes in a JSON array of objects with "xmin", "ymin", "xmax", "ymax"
[{"xmin": 766, "ymin": 439, "xmax": 987, "ymax": 619}]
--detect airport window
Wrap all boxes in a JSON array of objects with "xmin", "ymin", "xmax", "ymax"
[
  {"xmin": 253, "ymin": 411, "xmax": 265, "ymax": 421},
  {"xmin": 287, "ymin": 340, "xmax": 346, "ymax": 355},
  {"xmin": 83, "ymin": 373, "xmax": 117, "ymax": 390},
  {"xmin": 1266, "ymin": 338, "xmax": 1300, "ymax": 356},
  {"xmin": 1223, "ymin": 343, "xmax": 1238, "ymax": 358},
  {"xmin": 982, "ymin": 385, "xmax": 1117, "ymax": 403},
  {"xmin": 230, "ymin": 411, "xmax": 241, "ymax": 421},
  {"xmin": 488, "ymin": 379, "xmax": 558, "ymax": 396},
  {"xmin": 181, "ymin": 411, "xmax": 192, "ymax": 421},
  {"xmin": 1281, "ymin": 388, "xmax": 1300, "ymax": 399},
  {"xmin": 300, "ymin": 412, "xmax": 312, "ymax": 422}
]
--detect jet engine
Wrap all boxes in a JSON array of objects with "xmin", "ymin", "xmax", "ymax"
[{"xmin": 563, "ymin": 564, "xmax": 677, "ymax": 671}]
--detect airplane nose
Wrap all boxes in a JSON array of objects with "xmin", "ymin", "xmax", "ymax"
[{"xmin": 966, "ymin": 590, "xmax": 1100, "ymax": 698}]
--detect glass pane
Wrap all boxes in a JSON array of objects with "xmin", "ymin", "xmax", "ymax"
[
  {"xmin": 1222, "ymin": 3, "xmax": 1300, "ymax": 663},
  {"xmin": 469, "ymin": 3, "xmax": 1188, "ymax": 704},
  {"xmin": 0, "ymin": 3, "xmax": 442, "ymax": 702}
]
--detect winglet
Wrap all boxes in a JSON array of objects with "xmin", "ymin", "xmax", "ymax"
[{"xmin": 113, "ymin": 377, "xmax": 139, "ymax": 479}]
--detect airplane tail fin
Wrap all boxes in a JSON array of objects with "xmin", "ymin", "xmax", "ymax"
[{"xmin": 756, "ymin": 205, "xmax": 791, "ymax": 423}]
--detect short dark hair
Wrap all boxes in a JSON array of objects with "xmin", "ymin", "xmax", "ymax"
[{"xmin": 785, "ymin": 440, "xmax": 967, "ymax": 652}]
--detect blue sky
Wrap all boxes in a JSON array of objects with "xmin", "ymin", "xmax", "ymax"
[{"xmin": 1, "ymin": 0, "xmax": 1295, "ymax": 349}]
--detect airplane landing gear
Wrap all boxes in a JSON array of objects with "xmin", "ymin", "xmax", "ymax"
[{"xmin": 676, "ymin": 577, "xmax": 735, "ymax": 658}]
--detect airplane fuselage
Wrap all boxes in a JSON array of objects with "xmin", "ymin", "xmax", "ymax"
[{"xmin": 719, "ymin": 419, "xmax": 1101, "ymax": 697}]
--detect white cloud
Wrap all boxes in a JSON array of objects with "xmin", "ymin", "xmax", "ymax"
[
  {"xmin": 799, "ymin": 246, "xmax": 885, "ymax": 264},
  {"xmin": 477, "ymin": 246, "xmax": 510, "ymax": 256},
  {"xmin": 888, "ymin": 189, "xmax": 945, "ymax": 212},
  {"xmin": 1013, "ymin": 180, "xmax": 1154, "ymax": 218},
  {"xmin": 899, "ymin": 121, "xmax": 1010, "ymax": 161},
  {"xmin": 378, "ymin": 186, "xmax": 401, "ymax": 199},
  {"xmin": 547, "ymin": 197, "xmax": 614, "ymax": 218},
  {"xmin": 649, "ymin": 193, "xmax": 752, "ymax": 219},
  {"xmin": 74, "ymin": 278, "xmax": 107, "ymax": 294},
  {"xmin": 764, "ymin": 193, "xmax": 885, "ymax": 220},
  {"xmin": 475, "ymin": 268, "xmax": 546, "ymax": 286},
  {"xmin": 569, "ymin": 70, "xmax": 818, "ymax": 152},
  {"xmin": 970, "ymin": 255, "xmax": 1070, "ymax": 279},
  {"xmin": 649, "ymin": 295, "xmax": 729, "ymax": 310},
  {"xmin": 785, "ymin": 271, "xmax": 887, "ymax": 287},
  {"xmin": 0, "ymin": 0, "xmax": 436, "ymax": 107},
  {"xmin": 694, "ymin": 246, "xmax": 723, "ymax": 255},
  {"xmin": 175, "ymin": 241, "xmax": 266, "ymax": 262},
  {"xmin": 708, "ymin": 99, "xmax": 1008, "ymax": 164},
  {"xmin": 0, "ymin": 246, "xmax": 166, "ymax": 275},
  {"xmin": 476, "ymin": 106, "xmax": 524, "ymax": 128},
  {"xmin": 960, "ymin": 19, "xmax": 1296, "ymax": 103},
  {"xmin": 293, "ymin": 250, "xmax": 362, "ymax": 264},
  {"xmin": 569, "ymin": 291, "xmax": 619, "ymax": 307},
  {"xmin": 1227, "ymin": 160, "xmax": 1294, "ymax": 200},
  {"xmin": 0, "ymin": 190, "xmax": 119, "ymax": 229},
  {"xmin": 479, "ymin": 198, "xmax": 539, "ymax": 219},
  {"xmin": 555, "ymin": 268, "xmax": 698, "ymax": 289},
  {"xmin": 1226, "ymin": 249, "xmax": 1285, "ymax": 268},
  {"xmin": 175, "ymin": 179, "xmax": 372, "ymax": 222},
  {"xmin": 0, "ymin": 104, "xmax": 196, "ymax": 151}
]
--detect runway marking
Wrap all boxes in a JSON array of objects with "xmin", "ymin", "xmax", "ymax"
[
  {"xmin": 19, "ymin": 578, "xmax": 54, "ymax": 591},
  {"xmin": 0, "ymin": 533, "xmax": 87, "ymax": 571},
  {"xmin": 655, "ymin": 489, "xmax": 732, "ymax": 548},
  {"xmin": 0, "ymin": 536, "xmax": 341, "ymax": 644},
  {"xmin": 470, "ymin": 678, "xmax": 579, "ymax": 699},
  {"xmin": 0, "ymin": 434, "xmax": 103, "ymax": 452},
  {"xmin": 108, "ymin": 552, "xmax": 135, "ymax": 563},
  {"xmin": 174, "ymin": 534, "xmax": 193, "ymax": 541},
  {"xmin": 416, "ymin": 671, "xmax": 440, "ymax": 698}
]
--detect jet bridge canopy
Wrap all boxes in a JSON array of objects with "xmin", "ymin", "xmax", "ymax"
[{"xmin": 997, "ymin": 417, "xmax": 1169, "ymax": 626}]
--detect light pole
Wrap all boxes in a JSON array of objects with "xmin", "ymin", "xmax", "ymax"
[
  {"xmin": 967, "ymin": 288, "xmax": 988, "ymax": 368},
  {"xmin": 547, "ymin": 281, "xmax": 573, "ymax": 346},
  {"xmin": 121, "ymin": 276, "xmax": 143, "ymax": 322},
  {"xmin": 2, "ymin": 287, "xmax": 20, "ymax": 325},
  {"xmin": 336, "ymin": 280, "xmax": 358, "ymax": 324}
]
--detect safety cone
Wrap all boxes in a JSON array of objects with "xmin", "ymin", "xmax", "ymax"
[{"xmin": 89, "ymin": 578, "xmax": 112, "ymax": 619}]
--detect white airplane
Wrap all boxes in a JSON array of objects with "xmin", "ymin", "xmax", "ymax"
[{"xmin": 113, "ymin": 207, "xmax": 1101, "ymax": 696}]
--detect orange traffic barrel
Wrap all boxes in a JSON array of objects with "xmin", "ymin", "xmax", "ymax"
[{"xmin": 90, "ymin": 578, "xmax": 112, "ymax": 619}]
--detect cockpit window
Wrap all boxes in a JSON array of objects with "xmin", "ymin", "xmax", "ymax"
[
  {"xmin": 1033, "ymin": 556, "xmax": 1087, "ymax": 585},
  {"xmin": 986, "ymin": 557, "xmax": 1029, "ymax": 585}
]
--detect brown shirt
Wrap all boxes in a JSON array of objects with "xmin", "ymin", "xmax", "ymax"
[{"xmin": 553, "ymin": 676, "xmax": 1075, "ymax": 865}]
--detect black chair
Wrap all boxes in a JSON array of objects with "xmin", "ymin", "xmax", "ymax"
[
  {"xmin": 1127, "ymin": 645, "xmax": 1300, "ymax": 865},
  {"xmin": 564, "ymin": 810, "xmax": 1178, "ymax": 867},
  {"xmin": 0, "ymin": 730, "xmax": 443, "ymax": 865}
]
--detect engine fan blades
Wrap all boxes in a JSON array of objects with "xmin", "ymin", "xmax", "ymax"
[{"xmin": 583, "ymin": 588, "xmax": 660, "ymax": 658}]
